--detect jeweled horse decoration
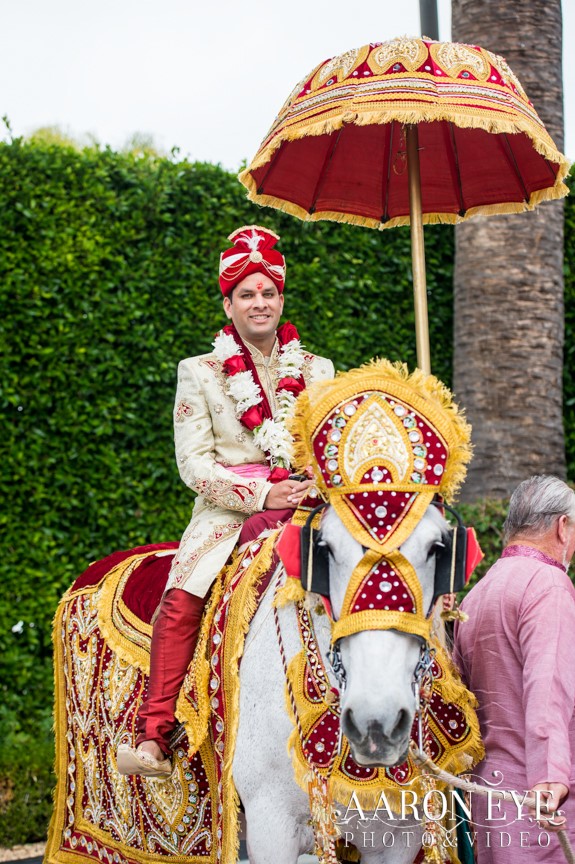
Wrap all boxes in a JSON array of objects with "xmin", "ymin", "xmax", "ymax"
[{"xmin": 47, "ymin": 361, "xmax": 484, "ymax": 864}]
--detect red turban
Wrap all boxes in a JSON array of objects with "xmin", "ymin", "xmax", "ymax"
[{"xmin": 219, "ymin": 225, "xmax": 286, "ymax": 296}]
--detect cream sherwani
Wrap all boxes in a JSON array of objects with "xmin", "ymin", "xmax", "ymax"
[{"xmin": 166, "ymin": 340, "xmax": 334, "ymax": 597}]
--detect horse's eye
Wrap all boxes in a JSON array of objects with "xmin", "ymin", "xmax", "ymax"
[{"xmin": 427, "ymin": 540, "xmax": 445, "ymax": 560}]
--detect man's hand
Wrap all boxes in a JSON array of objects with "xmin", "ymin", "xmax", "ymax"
[
  {"xmin": 529, "ymin": 782, "xmax": 568, "ymax": 831},
  {"xmin": 442, "ymin": 593, "xmax": 456, "ymax": 612},
  {"xmin": 264, "ymin": 478, "xmax": 314, "ymax": 509}
]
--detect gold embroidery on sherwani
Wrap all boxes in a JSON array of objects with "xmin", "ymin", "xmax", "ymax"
[
  {"xmin": 170, "ymin": 520, "xmax": 244, "ymax": 592},
  {"xmin": 167, "ymin": 346, "xmax": 334, "ymax": 596},
  {"xmin": 191, "ymin": 475, "xmax": 261, "ymax": 512},
  {"xmin": 301, "ymin": 352, "xmax": 319, "ymax": 387}
]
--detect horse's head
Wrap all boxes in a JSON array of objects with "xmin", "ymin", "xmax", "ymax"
[
  {"xmin": 318, "ymin": 503, "xmax": 451, "ymax": 766},
  {"xmin": 289, "ymin": 359, "xmax": 472, "ymax": 768}
]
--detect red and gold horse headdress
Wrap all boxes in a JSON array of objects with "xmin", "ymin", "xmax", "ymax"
[{"xmin": 289, "ymin": 360, "xmax": 472, "ymax": 641}]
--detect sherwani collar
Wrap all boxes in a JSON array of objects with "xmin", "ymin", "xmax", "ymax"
[{"xmin": 243, "ymin": 337, "xmax": 279, "ymax": 365}]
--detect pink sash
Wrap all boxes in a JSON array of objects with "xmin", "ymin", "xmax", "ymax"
[{"xmin": 222, "ymin": 462, "xmax": 271, "ymax": 480}]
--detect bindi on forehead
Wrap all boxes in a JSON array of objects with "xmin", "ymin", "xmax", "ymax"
[{"xmin": 255, "ymin": 281, "xmax": 265, "ymax": 290}]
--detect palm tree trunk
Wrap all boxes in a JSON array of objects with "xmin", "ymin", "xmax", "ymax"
[{"xmin": 451, "ymin": 0, "xmax": 565, "ymax": 501}]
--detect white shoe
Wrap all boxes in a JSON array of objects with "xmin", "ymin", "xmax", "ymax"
[{"xmin": 117, "ymin": 743, "xmax": 172, "ymax": 777}]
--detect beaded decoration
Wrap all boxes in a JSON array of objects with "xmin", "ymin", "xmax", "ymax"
[{"xmin": 289, "ymin": 359, "xmax": 472, "ymax": 641}]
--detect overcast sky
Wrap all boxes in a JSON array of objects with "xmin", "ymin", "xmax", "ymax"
[{"xmin": 0, "ymin": 0, "xmax": 573, "ymax": 170}]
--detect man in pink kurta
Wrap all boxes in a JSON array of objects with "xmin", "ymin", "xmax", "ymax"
[{"xmin": 454, "ymin": 475, "xmax": 575, "ymax": 862}]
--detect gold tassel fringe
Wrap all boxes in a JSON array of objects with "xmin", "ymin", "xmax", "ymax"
[
  {"xmin": 96, "ymin": 554, "xmax": 155, "ymax": 673},
  {"xmin": 274, "ymin": 578, "xmax": 306, "ymax": 607}
]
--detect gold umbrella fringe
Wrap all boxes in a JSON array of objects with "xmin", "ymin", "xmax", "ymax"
[
  {"xmin": 239, "ymin": 107, "xmax": 570, "ymax": 230},
  {"xmin": 244, "ymin": 103, "xmax": 568, "ymax": 172},
  {"xmin": 239, "ymin": 186, "xmax": 567, "ymax": 231}
]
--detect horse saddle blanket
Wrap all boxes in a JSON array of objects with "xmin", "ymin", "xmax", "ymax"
[{"xmin": 46, "ymin": 535, "xmax": 278, "ymax": 864}]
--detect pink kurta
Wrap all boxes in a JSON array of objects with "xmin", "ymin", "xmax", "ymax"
[{"xmin": 453, "ymin": 549, "xmax": 575, "ymax": 863}]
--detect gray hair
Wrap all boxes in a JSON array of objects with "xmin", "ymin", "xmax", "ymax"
[{"xmin": 503, "ymin": 475, "xmax": 575, "ymax": 545}]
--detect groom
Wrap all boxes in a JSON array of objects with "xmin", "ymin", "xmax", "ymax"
[{"xmin": 118, "ymin": 225, "xmax": 333, "ymax": 776}]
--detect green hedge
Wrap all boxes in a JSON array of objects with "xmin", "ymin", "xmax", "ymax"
[
  {"xmin": 0, "ymin": 741, "xmax": 54, "ymax": 846},
  {"xmin": 0, "ymin": 138, "xmax": 455, "ymax": 842},
  {"xmin": 0, "ymin": 136, "xmax": 572, "ymax": 843}
]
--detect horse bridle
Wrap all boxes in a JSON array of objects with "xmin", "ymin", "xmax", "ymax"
[
  {"xmin": 300, "ymin": 498, "xmax": 469, "ymax": 610},
  {"xmin": 302, "ymin": 498, "xmax": 467, "ymax": 715}
]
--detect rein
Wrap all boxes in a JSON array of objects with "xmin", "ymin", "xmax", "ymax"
[{"xmin": 412, "ymin": 642, "xmax": 436, "ymax": 755}]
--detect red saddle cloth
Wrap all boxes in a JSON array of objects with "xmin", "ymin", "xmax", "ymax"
[
  {"xmin": 48, "ymin": 542, "xmax": 221, "ymax": 864},
  {"xmin": 71, "ymin": 541, "xmax": 179, "ymax": 622},
  {"xmin": 48, "ymin": 532, "xmax": 280, "ymax": 864}
]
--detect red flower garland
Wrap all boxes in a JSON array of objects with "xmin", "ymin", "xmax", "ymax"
[{"xmin": 215, "ymin": 322, "xmax": 306, "ymax": 482}]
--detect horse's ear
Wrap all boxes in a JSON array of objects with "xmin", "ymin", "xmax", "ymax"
[
  {"xmin": 300, "ymin": 503, "xmax": 330, "ymax": 596},
  {"xmin": 433, "ymin": 523, "xmax": 468, "ymax": 603},
  {"xmin": 276, "ymin": 523, "xmax": 303, "ymax": 581}
]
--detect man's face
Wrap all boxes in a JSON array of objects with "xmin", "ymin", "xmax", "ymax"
[{"xmin": 223, "ymin": 272, "xmax": 284, "ymax": 345}]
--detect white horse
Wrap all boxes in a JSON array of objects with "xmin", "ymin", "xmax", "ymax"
[{"xmin": 234, "ymin": 503, "xmax": 451, "ymax": 864}]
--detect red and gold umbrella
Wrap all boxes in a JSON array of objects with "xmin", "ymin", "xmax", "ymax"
[{"xmin": 239, "ymin": 37, "xmax": 569, "ymax": 373}]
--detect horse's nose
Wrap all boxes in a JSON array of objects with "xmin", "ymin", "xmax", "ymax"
[
  {"xmin": 343, "ymin": 706, "xmax": 362, "ymax": 743},
  {"xmin": 388, "ymin": 707, "xmax": 412, "ymax": 740},
  {"xmin": 343, "ymin": 706, "xmax": 411, "ymax": 747}
]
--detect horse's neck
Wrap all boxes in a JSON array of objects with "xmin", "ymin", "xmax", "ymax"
[{"xmin": 244, "ymin": 568, "xmax": 334, "ymax": 680}]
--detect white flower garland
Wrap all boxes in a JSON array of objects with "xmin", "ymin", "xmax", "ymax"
[
  {"xmin": 212, "ymin": 330, "xmax": 241, "ymax": 362},
  {"xmin": 212, "ymin": 330, "xmax": 306, "ymax": 469},
  {"xmin": 226, "ymin": 371, "xmax": 262, "ymax": 415},
  {"xmin": 277, "ymin": 338, "xmax": 306, "ymax": 379},
  {"xmin": 253, "ymin": 418, "xmax": 294, "ymax": 468}
]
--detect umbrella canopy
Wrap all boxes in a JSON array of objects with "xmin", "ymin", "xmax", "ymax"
[{"xmin": 239, "ymin": 37, "xmax": 569, "ymax": 230}]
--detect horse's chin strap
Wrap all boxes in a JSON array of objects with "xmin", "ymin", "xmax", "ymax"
[
  {"xmin": 327, "ymin": 641, "xmax": 346, "ymax": 692},
  {"xmin": 412, "ymin": 642, "xmax": 436, "ymax": 753}
]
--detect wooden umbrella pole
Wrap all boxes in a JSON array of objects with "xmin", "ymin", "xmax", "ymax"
[{"xmin": 406, "ymin": 124, "xmax": 431, "ymax": 375}]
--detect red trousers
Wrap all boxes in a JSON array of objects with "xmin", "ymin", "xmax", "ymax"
[
  {"xmin": 136, "ymin": 509, "xmax": 292, "ymax": 754},
  {"xmin": 238, "ymin": 507, "xmax": 294, "ymax": 546},
  {"xmin": 136, "ymin": 588, "xmax": 205, "ymax": 755}
]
